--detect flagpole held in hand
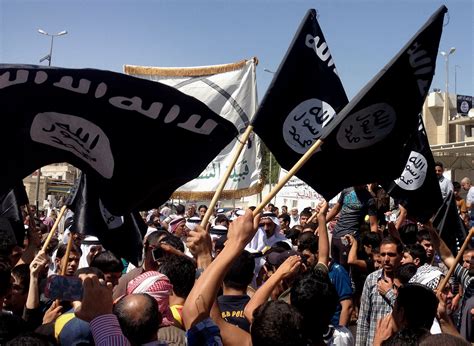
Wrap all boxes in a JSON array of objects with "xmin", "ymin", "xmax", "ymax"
[
  {"xmin": 41, "ymin": 205, "xmax": 67, "ymax": 253},
  {"xmin": 253, "ymin": 139, "xmax": 324, "ymax": 216},
  {"xmin": 438, "ymin": 227, "xmax": 474, "ymax": 293},
  {"xmin": 60, "ymin": 233, "xmax": 74, "ymax": 276},
  {"xmin": 201, "ymin": 125, "xmax": 254, "ymax": 227}
]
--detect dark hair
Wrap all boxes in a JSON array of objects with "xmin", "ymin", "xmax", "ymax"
[
  {"xmin": 0, "ymin": 261, "xmax": 12, "ymax": 296},
  {"xmin": 395, "ymin": 284, "xmax": 438, "ymax": 330},
  {"xmin": 279, "ymin": 214, "xmax": 290, "ymax": 224},
  {"xmin": 160, "ymin": 235, "xmax": 185, "ymax": 253},
  {"xmin": 215, "ymin": 214, "xmax": 229, "ymax": 224},
  {"xmin": 399, "ymin": 223, "xmax": 418, "ymax": 245},
  {"xmin": 434, "ymin": 161, "xmax": 444, "ymax": 169},
  {"xmin": 303, "ymin": 222, "xmax": 318, "ymax": 231},
  {"xmin": 382, "ymin": 328, "xmax": 430, "ymax": 346},
  {"xmin": 56, "ymin": 243, "xmax": 82, "ymax": 259},
  {"xmin": 453, "ymin": 181, "xmax": 461, "ymax": 190},
  {"xmin": 419, "ymin": 333, "xmax": 470, "ymax": 346},
  {"xmin": 300, "ymin": 209, "xmax": 312, "ymax": 218},
  {"xmin": 290, "ymin": 269, "xmax": 338, "ymax": 344},
  {"xmin": 416, "ymin": 229, "xmax": 432, "ymax": 243},
  {"xmin": 175, "ymin": 204, "xmax": 185, "ymax": 215},
  {"xmin": 11, "ymin": 264, "xmax": 30, "ymax": 294},
  {"xmin": 297, "ymin": 232, "xmax": 318, "ymax": 254},
  {"xmin": 198, "ymin": 204, "xmax": 207, "ymax": 211},
  {"xmin": 145, "ymin": 230, "xmax": 168, "ymax": 248},
  {"xmin": 380, "ymin": 236, "xmax": 403, "ymax": 254},
  {"xmin": 372, "ymin": 246, "xmax": 380, "ymax": 254},
  {"xmin": 113, "ymin": 293, "xmax": 161, "ymax": 345},
  {"xmin": 361, "ymin": 232, "xmax": 382, "ymax": 249},
  {"xmin": 251, "ymin": 301, "xmax": 305, "ymax": 346},
  {"xmin": 394, "ymin": 263, "xmax": 417, "ymax": 285},
  {"xmin": 403, "ymin": 244, "xmax": 427, "ymax": 266},
  {"xmin": 6, "ymin": 333, "xmax": 52, "ymax": 346},
  {"xmin": 286, "ymin": 227, "xmax": 301, "ymax": 245},
  {"xmin": 90, "ymin": 250, "xmax": 124, "ymax": 273},
  {"xmin": 158, "ymin": 255, "xmax": 196, "ymax": 298},
  {"xmin": 74, "ymin": 266, "xmax": 105, "ymax": 280},
  {"xmin": 223, "ymin": 250, "xmax": 255, "ymax": 291}
]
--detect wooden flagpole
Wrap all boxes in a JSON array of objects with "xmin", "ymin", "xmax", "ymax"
[
  {"xmin": 253, "ymin": 139, "xmax": 324, "ymax": 216},
  {"xmin": 60, "ymin": 234, "xmax": 74, "ymax": 276},
  {"xmin": 201, "ymin": 125, "xmax": 254, "ymax": 227},
  {"xmin": 438, "ymin": 227, "xmax": 474, "ymax": 293},
  {"xmin": 41, "ymin": 205, "xmax": 67, "ymax": 252}
]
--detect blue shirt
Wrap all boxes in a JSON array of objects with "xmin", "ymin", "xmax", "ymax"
[{"xmin": 329, "ymin": 262, "xmax": 353, "ymax": 326}]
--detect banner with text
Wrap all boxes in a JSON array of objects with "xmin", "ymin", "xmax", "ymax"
[{"xmin": 125, "ymin": 59, "xmax": 262, "ymax": 200}]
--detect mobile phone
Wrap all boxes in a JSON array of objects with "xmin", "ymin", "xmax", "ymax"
[
  {"xmin": 44, "ymin": 275, "xmax": 83, "ymax": 301},
  {"xmin": 152, "ymin": 247, "xmax": 164, "ymax": 261}
]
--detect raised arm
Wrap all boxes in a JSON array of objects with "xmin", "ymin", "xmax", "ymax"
[
  {"xmin": 317, "ymin": 201, "xmax": 330, "ymax": 267},
  {"xmin": 244, "ymin": 255, "xmax": 301, "ymax": 323},
  {"xmin": 346, "ymin": 234, "xmax": 368, "ymax": 271},
  {"xmin": 182, "ymin": 209, "xmax": 260, "ymax": 329}
]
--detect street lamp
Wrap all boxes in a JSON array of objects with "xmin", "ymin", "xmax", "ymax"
[
  {"xmin": 35, "ymin": 29, "xmax": 67, "ymax": 214},
  {"xmin": 439, "ymin": 47, "xmax": 455, "ymax": 142},
  {"xmin": 454, "ymin": 65, "xmax": 461, "ymax": 96},
  {"xmin": 38, "ymin": 29, "xmax": 68, "ymax": 66}
]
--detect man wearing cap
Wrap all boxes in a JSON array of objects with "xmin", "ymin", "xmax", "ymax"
[{"xmin": 246, "ymin": 212, "xmax": 291, "ymax": 253}]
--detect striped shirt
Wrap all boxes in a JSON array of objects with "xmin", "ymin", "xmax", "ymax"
[{"xmin": 356, "ymin": 269, "xmax": 396, "ymax": 346}]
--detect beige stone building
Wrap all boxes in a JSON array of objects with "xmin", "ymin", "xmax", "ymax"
[{"xmin": 423, "ymin": 91, "xmax": 474, "ymax": 183}]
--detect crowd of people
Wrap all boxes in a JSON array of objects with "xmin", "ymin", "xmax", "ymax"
[{"xmin": 1, "ymin": 168, "xmax": 474, "ymax": 345}]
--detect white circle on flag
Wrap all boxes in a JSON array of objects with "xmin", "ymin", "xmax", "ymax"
[
  {"xmin": 282, "ymin": 98, "xmax": 335, "ymax": 154},
  {"xmin": 460, "ymin": 101, "xmax": 470, "ymax": 113},
  {"xmin": 336, "ymin": 103, "xmax": 396, "ymax": 150},
  {"xmin": 394, "ymin": 150, "xmax": 428, "ymax": 191}
]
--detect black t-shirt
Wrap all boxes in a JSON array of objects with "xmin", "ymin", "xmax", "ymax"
[{"xmin": 217, "ymin": 294, "xmax": 251, "ymax": 332}]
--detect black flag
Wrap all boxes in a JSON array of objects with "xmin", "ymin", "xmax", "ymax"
[
  {"xmin": 383, "ymin": 116, "xmax": 443, "ymax": 222},
  {"xmin": 255, "ymin": 6, "xmax": 446, "ymax": 201},
  {"xmin": 306, "ymin": 6, "xmax": 446, "ymax": 200},
  {"xmin": 0, "ymin": 183, "xmax": 29, "ymax": 245},
  {"xmin": 66, "ymin": 174, "xmax": 146, "ymax": 266},
  {"xmin": 252, "ymin": 9, "xmax": 349, "ymax": 179},
  {"xmin": 0, "ymin": 65, "xmax": 237, "ymax": 214},
  {"xmin": 432, "ymin": 191, "xmax": 468, "ymax": 256}
]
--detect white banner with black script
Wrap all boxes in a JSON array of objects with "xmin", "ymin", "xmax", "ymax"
[{"xmin": 124, "ymin": 58, "xmax": 262, "ymax": 199}]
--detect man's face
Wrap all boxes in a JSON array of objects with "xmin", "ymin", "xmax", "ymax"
[
  {"xmin": 260, "ymin": 218, "xmax": 276, "ymax": 238},
  {"xmin": 290, "ymin": 209, "xmax": 298, "ymax": 216},
  {"xmin": 300, "ymin": 215, "xmax": 309, "ymax": 226},
  {"xmin": 175, "ymin": 222, "xmax": 187, "ymax": 238},
  {"xmin": 461, "ymin": 181, "xmax": 470, "ymax": 191},
  {"xmin": 281, "ymin": 206, "xmax": 288, "ymax": 214},
  {"xmin": 199, "ymin": 207, "xmax": 207, "ymax": 218},
  {"xmin": 401, "ymin": 252, "xmax": 416, "ymax": 266},
  {"xmin": 3, "ymin": 275, "xmax": 27, "ymax": 314},
  {"xmin": 435, "ymin": 165, "xmax": 443, "ymax": 179},
  {"xmin": 278, "ymin": 218, "xmax": 289, "ymax": 231},
  {"xmin": 57, "ymin": 251, "xmax": 81, "ymax": 276},
  {"xmin": 420, "ymin": 240, "xmax": 434, "ymax": 259},
  {"xmin": 104, "ymin": 272, "xmax": 122, "ymax": 287},
  {"xmin": 463, "ymin": 251, "xmax": 474, "ymax": 269},
  {"xmin": 186, "ymin": 205, "xmax": 196, "ymax": 218},
  {"xmin": 373, "ymin": 253, "xmax": 382, "ymax": 270},
  {"xmin": 302, "ymin": 249, "xmax": 317, "ymax": 268},
  {"xmin": 380, "ymin": 243, "xmax": 401, "ymax": 273}
]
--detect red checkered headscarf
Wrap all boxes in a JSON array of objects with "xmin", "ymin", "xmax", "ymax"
[{"xmin": 127, "ymin": 271, "xmax": 174, "ymax": 326}]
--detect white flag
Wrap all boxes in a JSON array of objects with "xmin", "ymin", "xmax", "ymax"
[{"xmin": 124, "ymin": 58, "xmax": 262, "ymax": 199}]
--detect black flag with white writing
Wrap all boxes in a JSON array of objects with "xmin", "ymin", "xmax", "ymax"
[
  {"xmin": 383, "ymin": 116, "xmax": 443, "ymax": 222},
  {"xmin": 290, "ymin": 6, "xmax": 446, "ymax": 200},
  {"xmin": 0, "ymin": 182, "xmax": 28, "ymax": 245},
  {"xmin": 432, "ymin": 191, "xmax": 467, "ymax": 256},
  {"xmin": 252, "ymin": 9, "xmax": 349, "ymax": 182},
  {"xmin": 0, "ymin": 65, "xmax": 237, "ymax": 214},
  {"xmin": 66, "ymin": 174, "xmax": 146, "ymax": 266}
]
